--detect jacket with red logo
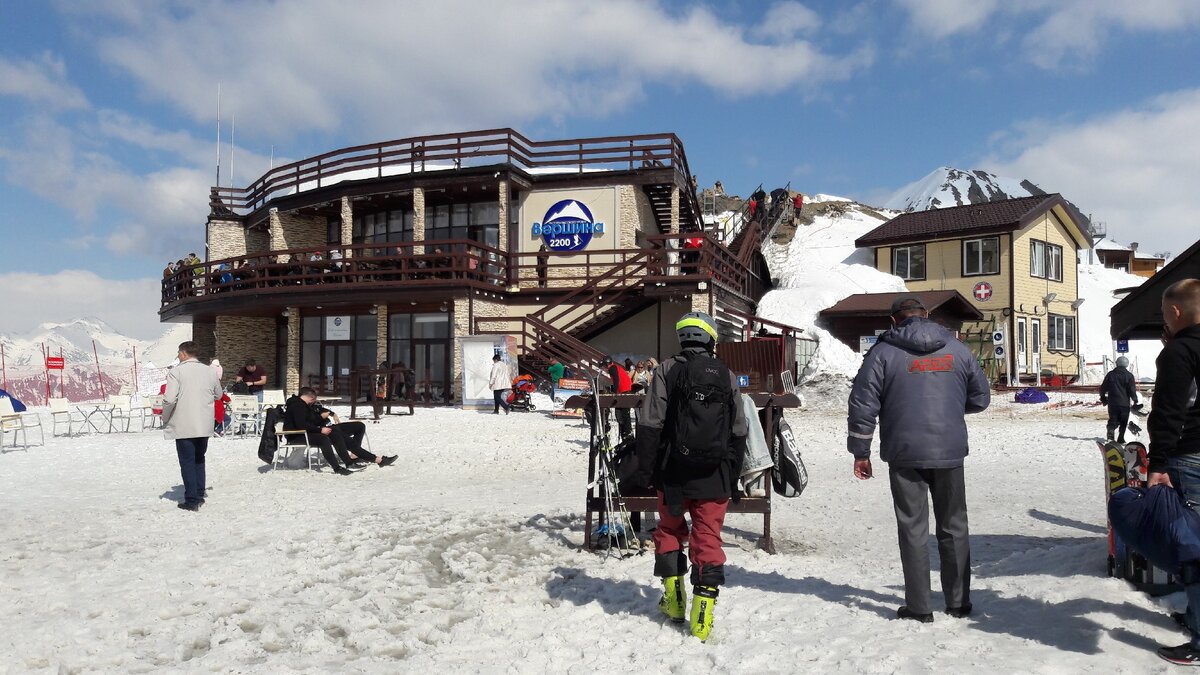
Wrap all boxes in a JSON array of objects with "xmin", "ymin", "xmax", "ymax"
[{"xmin": 847, "ymin": 317, "xmax": 991, "ymax": 468}]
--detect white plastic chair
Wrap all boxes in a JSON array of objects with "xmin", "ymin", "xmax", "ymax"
[
  {"xmin": 49, "ymin": 397, "xmax": 84, "ymax": 436},
  {"xmin": 107, "ymin": 395, "xmax": 142, "ymax": 433},
  {"xmin": 0, "ymin": 397, "xmax": 43, "ymax": 449},
  {"xmin": 229, "ymin": 395, "xmax": 262, "ymax": 437},
  {"xmin": 261, "ymin": 389, "xmax": 286, "ymax": 407},
  {"xmin": 143, "ymin": 395, "xmax": 164, "ymax": 430},
  {"xmin": 273, "ymin": 421, "xmax": 324, "ymax": 470}
]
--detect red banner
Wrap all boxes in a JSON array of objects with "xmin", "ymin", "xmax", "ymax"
[{"xmin": 46, "ymin": 357, "xmax": 65, "ymax": 370}]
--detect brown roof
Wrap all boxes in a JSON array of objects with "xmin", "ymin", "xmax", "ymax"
[
  {"xmin": 856, "ymin": 194, "xmax": 1087, "ymax": 248},
  {"xmin": 818, "ymin": 290, "xmax": 983, "ymax": 319}
]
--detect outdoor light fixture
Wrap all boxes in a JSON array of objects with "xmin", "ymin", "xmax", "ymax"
[
  {"xmin": 368, "ymin": 305, "xmax": 377, "ymax": 315},
  {"xmin": 1070, "ymin": 298, "xmax": 1086, "ymax": 310},
  {"xmin": 1042, "ymin": 293, "xmax": 1057, "ymax": 305},
  {"xmin": 439, "ymin": 301, "xmax": 449, "ymax": 313},
  {"xmin": 281, "ymin": 309, "xmax": 290, "ymax": 318}
]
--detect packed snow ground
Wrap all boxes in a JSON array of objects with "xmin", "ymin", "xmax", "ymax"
[{"xmin": 0, "ymin": 402, "xmax": 1189, "ymax": 673}]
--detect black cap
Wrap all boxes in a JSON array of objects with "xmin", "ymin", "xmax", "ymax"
[{"xmin": 890, "ymin": 296, "xmax": 926, "ymax": 316}]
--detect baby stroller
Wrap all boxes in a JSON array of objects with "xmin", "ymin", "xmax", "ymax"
[{"xmin": 507, "ymin": 375, "xmax": 538, "ymax": 412}]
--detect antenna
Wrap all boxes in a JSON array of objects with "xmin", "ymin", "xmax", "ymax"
[
  {"xmin": 230, "ymin": 113, "xmax": 235, "ymax": 188},
  {"xmin": 215, "ymin": 83, "xmax": 221, "ymax": 187},
  {"xmin": 270, "ymin": 144, "xmax": 274, "ymax": 170}
]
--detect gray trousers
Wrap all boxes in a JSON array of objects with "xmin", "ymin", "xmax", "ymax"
[{"xmin": 888, "ymin": 465, "xmax": 971, "ymax": 614}]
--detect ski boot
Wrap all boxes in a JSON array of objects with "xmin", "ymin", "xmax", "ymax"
[
  {"xmin": 690, "ymin": 585, "xmax": 718, "ymax": 641},
  {"xmin": 658, "ymin": 576, "xmax": 687, "ymax": 623}
]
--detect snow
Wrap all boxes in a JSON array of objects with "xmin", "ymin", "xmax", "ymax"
[
  {"xmin": 1092, "ymin": 237, "xmax": 1132, "ymax": 252},
  {"xmin": 885, "ymin": 167, "xmax": 1041, "ymax": 212},
  {"xmin": 1076, "ymin": 263, "xmax": 1159, "ymax": 383},
  {"xmin": 0, "ymin": 403, "xmax": 1186, "ymax": 671},
  {"xmin": 808, "ymin": 193, "xmax": 852, "ymax": 203}
]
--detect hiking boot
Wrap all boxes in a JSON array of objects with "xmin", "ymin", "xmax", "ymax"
[
  {"xmin": 1107, "ymin": 430, "xmax": 1115, "ymax": 442},
  {"xmin": 945, "ymin": 603, "xmax": 973, "ymax": 618},
  {"xmin": 177, "ymin": 501, "xmax": 200, "ymax": 512},
  {"xmin": 897, "ymin": 606, "xmax": 934, "ymax": 623},
  {"xmin": 690, "ymin": 585, "xmax": 718, "ymax": 641},
  {"xmin": 658, "ymin": 575, "xmax": 686, "ymax": 623},
  {"xmin": 1158, "ymin": 642, "xmax": 1200, "ymax": 666}
]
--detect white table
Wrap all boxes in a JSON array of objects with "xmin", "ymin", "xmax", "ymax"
[{"xmin": 75, "ymin": 404, "xmax": 115, "ymax": 433}]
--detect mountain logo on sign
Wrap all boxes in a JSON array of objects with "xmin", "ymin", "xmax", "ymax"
[{"xmin": 532, "ymin": 199, "xmax": 605, "ymax": 252}]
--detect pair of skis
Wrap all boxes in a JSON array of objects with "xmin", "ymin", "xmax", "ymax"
[{"xmin": 588, "ymin": 374, "xmax": 639, "ymax": 559}]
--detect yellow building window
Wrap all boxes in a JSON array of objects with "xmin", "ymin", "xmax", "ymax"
[{"xmin": 963, "ymin": 237, "xmax": 999, "ymax": 276}]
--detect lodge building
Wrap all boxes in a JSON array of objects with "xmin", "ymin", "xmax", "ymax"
[
  {"xmin": 160, "ymin": 129, "xmax": 783, "ymax": 401},
  {"xmin": 855, "ymin": 195, "xmax": 1092, "ymax": 381}
]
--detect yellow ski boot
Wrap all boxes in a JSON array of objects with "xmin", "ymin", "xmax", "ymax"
[
  {"xmin": 658, "ymin": 575, "xmax": 687, "ymax": 623},
  {"xmin": 690, "ymin": 585, "xmax": 719, "ymax": 641}
]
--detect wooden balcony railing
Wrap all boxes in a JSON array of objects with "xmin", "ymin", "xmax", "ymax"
[{"xmin": 210, "ymin": 129, "xmax": 696, "ymax": 215}]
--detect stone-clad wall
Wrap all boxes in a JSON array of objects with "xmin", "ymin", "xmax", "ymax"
[
  {"xmin": 192, "ymin": 320, "xmax": 217, "ymax": 362},
  {"xmin": 286, "ymin": 308, "xmax": 300, "ymax": 393},
  {"xmin": 270, "ymin": 209, "xmax": 326, "ymax": 252},
  {"xmin": 450, "ymin": 295, "xmax": 509, "ymax": 401},
  {"xmin": 207, "ymin": 219, "xmax": 271, "ymax": 261},
  {"xmin": 216, "ymin": 316, "xmax": 278, "ymax": 387}
]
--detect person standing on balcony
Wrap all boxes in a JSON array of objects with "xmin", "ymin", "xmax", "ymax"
[
  {"xmin": 537, "ymin": 244, "xmax": 549, "ymax": 288},
  {"xmin": 489, "ymin": 354, "xmax": 511, "ymax": 415},
  {"xmin": 161, "ymin": 341, "xmax": 223, "ymax": 512}
]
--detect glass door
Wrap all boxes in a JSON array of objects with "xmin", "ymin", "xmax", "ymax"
[
  {"xmin": 413, "ymin": 341, "xmax": 450, "ymax": 403},
  {"xmin": 1030, "ymin": 320, "xmax": 1042, "ymax": 378},
  {"xmin": 1016, "ymin": 318, "xmax": 1027, "ymax": 374},
  {"xmin": 322, "ymin": 343, "xmax": 352, "ymax": 395}
]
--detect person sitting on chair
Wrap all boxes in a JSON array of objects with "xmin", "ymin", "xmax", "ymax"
[
  {"xmin": 314, "ymin": 402, "xmax": 396, "ymax": 468},
  {"xmin": 284, "ymin": 388, "xmax": 386, "ymax": 475}
]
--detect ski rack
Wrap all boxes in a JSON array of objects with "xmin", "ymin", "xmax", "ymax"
[{"xmin": 570, "ymin": 391, "xmax": 801, "ymax": 555}]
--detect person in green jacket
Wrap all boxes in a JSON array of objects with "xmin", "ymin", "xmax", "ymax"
[{"xmin": 547, "ymin": 358, "xmax": 566, "ymax": 403}]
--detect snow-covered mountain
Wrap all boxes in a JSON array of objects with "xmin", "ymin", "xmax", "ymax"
[
  {"xmin": 0, "ymin": 319, "xmax": 190, "ymax": 403},
  {"xmin": 885, "ymin": 167, "xmax": 1046, "ymax": 212}
]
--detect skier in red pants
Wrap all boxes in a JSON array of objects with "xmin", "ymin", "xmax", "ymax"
[{"xmin": 624, "ymin": 311, "xmax": 748, "ymax": 641}]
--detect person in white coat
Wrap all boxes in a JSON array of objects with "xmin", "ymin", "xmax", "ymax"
[
  {"xmin": 162, "ymin": 341, "xmax": 223, "ymax": 511},
  {"xmin": 488, "ymin": 354, "xmax": 511, "ymax": 415}
]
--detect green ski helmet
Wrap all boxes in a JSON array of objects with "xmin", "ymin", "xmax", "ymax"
[{"xmin": 676, "ymin": 311, "xmax": 718, "ymax": 348}]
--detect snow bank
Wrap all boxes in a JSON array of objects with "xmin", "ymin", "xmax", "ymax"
[{"xmin": 1076, "ymin": 263, "xmax": 1158, "ymax": 383}]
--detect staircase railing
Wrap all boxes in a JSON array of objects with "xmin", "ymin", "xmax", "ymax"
[{"xmin": 534, "ymin": 250, "xmax": 651, "ymax": 334}]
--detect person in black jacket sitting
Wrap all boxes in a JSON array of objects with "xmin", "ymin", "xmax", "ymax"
[
  {"xmin": 284, "ymin": 388, "xmax": 396, "ymax": 475},
  {"xmin": 313, "ymin": 402, "xmax": 396, "ymax": 469},
  {"xmin": 1100, "ymin": 356, "xmax": 1139, "ymax": 443}
]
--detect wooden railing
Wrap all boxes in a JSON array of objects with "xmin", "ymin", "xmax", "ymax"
[{"xmin": 210, "ymin": 129, "xmax": 695, "ymax": 215}]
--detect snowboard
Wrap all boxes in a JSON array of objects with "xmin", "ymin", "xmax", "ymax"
[{"xmin": 1099, "ymin": 439, "xmax": 1178, "ymax": 594}]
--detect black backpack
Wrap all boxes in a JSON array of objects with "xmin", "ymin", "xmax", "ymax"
[
  {"xmin": 771, "ymin": 417, "xmax": 808, "ymax": 498},
  {"xmin": 664, "ymin": 352, "xmax": 734, "ymax": 472}
]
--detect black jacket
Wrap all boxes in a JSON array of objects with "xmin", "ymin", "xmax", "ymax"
[
  {"xmin": 1100, "ymin": 367, "xmax": 1139, "ymax": 407},
  {"xmin": 284, "ymin": 396, "xmax": 326, "ymax": 442},
  {"xmin": 1148, "ymin": 325, "xmax": 1200, "ymax": 473}
]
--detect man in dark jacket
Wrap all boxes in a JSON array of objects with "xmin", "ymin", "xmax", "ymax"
[
  {"xmin": 848, "ymin": 297, "xmax": 991, "ymax": 623},
  {"xmin": 626, "ymin": 311, "xmax": 748, "ymax": 642},
  {"xmin": 1100, "ymin": 356, "xmax": 1139, "ymax": 443},
  {"xmin": 284, "ymin": 388, "xmax": 356, "ymax": 475},
  {"xmin": 1145, "ymin": 279, "xmax": 1200, "ymax": 666}
]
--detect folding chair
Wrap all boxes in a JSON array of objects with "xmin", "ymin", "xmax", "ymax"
[
  {"xmin": 107, "ymin": 395, "xmax": 142, "ymax": 433},
  {"xmin": 0, "ymin": 397, "xmax": 43, "ymax": 449},
  {"xmin": 49, "ymin": 397, "xmax": 84, "ymax": 436},
  {"xmin": 229, "ymin": 395, "xmax": 262, "ymax": 437},
  {"xmin": 273, "ymin": 421, "xmax": 324, "ymax": 470},
  {"xmin": 143, "ymin": 395, "xmax": 164, "ymax": 430}
]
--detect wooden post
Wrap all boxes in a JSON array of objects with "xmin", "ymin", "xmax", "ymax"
[{"xmin": 59, "ymin": 347, "xmax": 65, "ymax": 399}]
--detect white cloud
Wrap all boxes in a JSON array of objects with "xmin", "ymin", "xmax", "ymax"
[
  {"xmin": 893, "ymin": 0, "xmax": 1000, "ymax": 39},
  {"xmin": 66, "ymin": 0, "xmax": 873, "ymax": 137},
  {"xmin": 0, "ymin": 270, "xmax": 164, "ymax": 339},
  {"xmin": 984, "ymin": 88, "xmax": 1200, "ymax": 257},
  {"xmin": 0, "ymin": 52, "xmax": 89, "ymax": 109},
  {"xmin": 759, "ymin": 2, "xmax": 822, "ymax": 40}
]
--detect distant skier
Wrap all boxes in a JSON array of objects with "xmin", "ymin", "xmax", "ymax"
[
  {"xmin": 625, "ymin": 311, "xmax": 747, "ymax": 641},
  {"xmin": 1144, "ymin": 278, "xmax": 1200, "ymax": 666},
  {"xmin": 1100, "ymin": 356, "xmax": 1139, "ymax": 443},
  {"xmin": 847, "ymin": 296, "xmax": 990, "ymax": 623}
]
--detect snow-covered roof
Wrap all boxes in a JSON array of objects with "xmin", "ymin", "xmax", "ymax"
[{"xmin": 1091, "ymin": 237, "xmax": 1130, "ymax": 252}]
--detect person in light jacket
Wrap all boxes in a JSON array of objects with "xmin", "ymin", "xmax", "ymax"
[
  {"xmin": 489, "ymin": 354, "xmax": 511, "ymax": 415},
  {"xmin": 162, "ymin": 341, "xmax": 223, "ymax": 511},
  {"xmin": 847, "ymin": 297, "xmax": 991, "ymax": 623}
]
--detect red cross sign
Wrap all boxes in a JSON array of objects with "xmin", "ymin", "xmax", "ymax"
[{"xmin": 973, "ymin": 281, "xmax": 993, "ymax": 302}]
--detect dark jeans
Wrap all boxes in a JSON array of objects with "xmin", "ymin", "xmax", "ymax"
[
  {"xmin": 330, "ymin": 423, "xmax": 376, "ymax": 464},
  {"xmin": 175, "ymin": 437, "xmax": 209, "ymax": 504},
  {"xmin": 305, "ymin": 431, "xmax": 346, "ymax": 469},
  {"xmin": 1166, "ymin": 455, "xmax": 1200, "ymax": 648},
  {"xmin": 888, "ymin": 465, "xmax": 971, "ymax": 614},
  {"xmin": 1106, "ymin": 403, "xmax": 1131, "ymax": 441},
  {"xmin": 494, "ymin": 390, "xmax": 510, "ymax": 414}
]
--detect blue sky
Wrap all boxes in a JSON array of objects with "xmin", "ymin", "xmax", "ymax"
[{"xmin": 2, "ymin": 0, "xmax": 1199, "ymax": 337}]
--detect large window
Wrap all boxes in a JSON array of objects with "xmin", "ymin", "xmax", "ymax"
[
  {"xmin": 963, "ymin": 237, "xmax": 1000, "ymax": 276},
  {"xmin": 353, "ymin": 209, "xmax": 414, "ymax": 245},
  {"xmin": 1049, "ymin": 314, "xmax": 1075, "ymax": 351},
  {"xmin": 426, "ymin": 201, "xmax": 499, "ymax": 247},
  {"xmin": 892, "ymin": 244, "xmax": 926, "ymax": 281},
  {"xmin": 1030, "ymin": 239, "xmax": 1063, "ymax": 281}
]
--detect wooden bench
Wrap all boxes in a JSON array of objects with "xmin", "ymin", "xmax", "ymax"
[{"xmin": 567, "ymin": 392, "xmax": 800, "ymax": 554}]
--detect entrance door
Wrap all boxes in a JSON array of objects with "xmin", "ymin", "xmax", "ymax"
[
  {"xmin": 1016, "ymin": 318, "xmax": 1027, "ymax": 374},
  {"xmin": 1030, "ymin": 319, "xmax": 1042, "ymax": 377},
  {"xmin": 322, "ymin": 343, "xmax": 352, "ymax": 394},
  {"xmin": 413, "ymin": 341, "xmax": 449, "ymax": 403}
]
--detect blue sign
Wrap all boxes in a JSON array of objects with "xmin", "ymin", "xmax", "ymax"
[
  {"xmin": 532, "ymin": 199, "xmax": 605, "ymax": 252},
  {"xmin": 736, "ymin": 375, "xmax": 750, "ymax": 388},
  {"xmin": 1116, "ymin": 340, "xmax": 1129, "ymax": 353}
]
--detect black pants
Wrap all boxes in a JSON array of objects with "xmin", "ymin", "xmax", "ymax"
[
  {"xmin": 889, "ymin": 465, "xmax": 970, "ymax": 615},
  {"xmin": 304, "ymin": 431, "xmax": 345, "ymax": 469},
  {"xmin": 494, "ymin": 390, "xmax": 510, "ymax": 413},
  {"xmin": 331, "ymin": 423, "xmax": 375, "ymax": 463},
  {"xmin": 1106, "ymin": 403, "xmax": 1131, "ymax": 441},
  {"xmin": 615, "ymin": 408, "xmax": 632, "ymax": 439}
]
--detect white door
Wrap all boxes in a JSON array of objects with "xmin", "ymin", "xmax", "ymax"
[
  {"xmin": 1016, "ymin": 318, "xmax": 1027, "ymax": 373},
  {"xmin": 1031, "ymin": 319, "xmax": 1042, "ymax": 376}
]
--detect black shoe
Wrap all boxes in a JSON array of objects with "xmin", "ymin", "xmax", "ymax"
[
  {"xmin": 344, "ymin": 463, "xmax": 367, "ymax": 472},
  {"xmin": 1158, "ymin": 642, "xmax": 1200, "ymax": 666},
  {"xmin": 350, "ymin": 461, "xmax": 371, "ymax": 468},
  {"xmin": 945, "ymin": 603, "xmax": 973, "ymax": 618},
  {"xmin": 333, "ymin": 466, "xmax": 353, "ymax": 476},
  {"xmin": 379, "ymin": 455, "xmax": 398, "ymax": 467},
  {"xmin": 177, "ymin": 501, "xmax": 201, "ymax": 511},
  {"xmin": 1174, "ymin": 612, "xmax": 1189, "ymax": 628},
  {"xmin": 896, "ymin": 606, "xmax": 934, "ymax": 623},
  {"xmin": 1118, "ymin": 437, "xmax": 1127, "ymax": 444}
]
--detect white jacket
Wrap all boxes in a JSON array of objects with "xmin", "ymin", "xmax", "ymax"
[
  {"xmin": 488, "ymin": 361, "xmax": 511, "ymax": 391},
  {"xmin": 162, "ymin": 358, "xmax": 223, "ymax": 440}
]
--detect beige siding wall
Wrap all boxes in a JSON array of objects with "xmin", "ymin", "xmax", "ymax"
[
  {"xmin": 880, "ymin": 234, "xmax": 1013, "ymax": 323},
  {"xmin": 1011, "ymin": 209, "xmax": 1082, "ymax": 376}
]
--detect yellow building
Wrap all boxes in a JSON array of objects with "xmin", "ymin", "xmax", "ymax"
[{"xmin": 856, "ymin": 195, "xmax": 1091, "ymax": 382}]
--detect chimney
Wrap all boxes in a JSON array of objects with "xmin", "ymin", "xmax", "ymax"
[{"xmin": 1130, "ymin": 242, "xmax": 1139, "ymax": 252}]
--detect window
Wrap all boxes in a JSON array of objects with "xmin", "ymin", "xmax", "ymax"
[
  {"xmin": 963, "ymin": 237, "xmax": 999, "ymax": 276},
  {"xmin": 892, "ymin": 244, "xmax": 926, "ymax": 281},
  {"xmin": 1049, "ymin": 314, "xmax": 1075, "ymax": 351},
  {"xmin": 1030, "ymin": 239, "xmax": 1063, "ymax": 281}
]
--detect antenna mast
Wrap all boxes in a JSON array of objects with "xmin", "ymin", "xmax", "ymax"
[{"xmin": 215, "ymin": 83, "xmax": 222, "ymax": 187}]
